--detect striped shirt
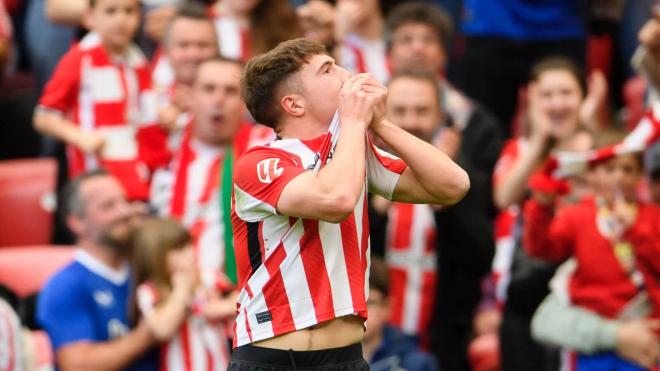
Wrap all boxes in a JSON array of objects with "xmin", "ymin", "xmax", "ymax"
[
  {"xmin": 385, "ymin": 202, "xmax": 437, "ymax": 336},
  {"xmin": 136, "ymin": 283, "xmax": 231, "ymax": 371},
  {"xmin": 231, "ymin": 134, "xmax": 407, "ymax": 347},
  {"xmin": 37, "ymin": 32, "xmax": 160, "ymax": 200}
]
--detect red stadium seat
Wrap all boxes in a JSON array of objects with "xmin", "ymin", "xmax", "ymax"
[
  {"xmin": 0, "ymin": 158, "xmax": 57, "ymax": 246},
  {"xmin": 0, "ymin": 246, "xmax": 74, "ymax": 297},
  {"xmin": 468, "ymin": 333, "xmax": 501, "ymax": 371}
]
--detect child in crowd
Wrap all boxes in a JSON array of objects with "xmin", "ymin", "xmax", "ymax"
[
  {"xmin": 33, "ymin": 0, "xmax": 166, "ymax": 201},
  {"xmin": 133, "ymin": 218, "xmax": 235, "ymax": 371},
  {"xmin": 523, "ymin": 134, "xmax": 660, "ymax": 370}
]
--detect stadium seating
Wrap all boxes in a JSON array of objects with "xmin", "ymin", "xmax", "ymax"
[
  {"xmin": 0, "ymin": 246, "xmax": 74, "ymax": 297},
  {"xmin": 0, "ymin": 158, "xmax": 57, "ymax": 246}
]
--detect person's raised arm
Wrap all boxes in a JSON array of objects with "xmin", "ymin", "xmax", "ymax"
[
  {"xmin": 34, "ymin": 110, "xmax": 105, "ymax": 154},
  {"xmin": 276, "ymin": 74, "xmax": 383, "ymax": 222},
  {"xmin": 494, "ymin": 84, "xmax": 552, "ymax": 210},
  {"xmin": 56, "ymin": 322, "xmax": 154, "ymax": 371}
]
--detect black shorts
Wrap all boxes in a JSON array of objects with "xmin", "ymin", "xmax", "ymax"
[{"xmin": 227, "ymin": 343, "xmax": 369, "ymax": 371}]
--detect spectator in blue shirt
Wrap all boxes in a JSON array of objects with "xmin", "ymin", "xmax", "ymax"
[{"xmin": 37, "ymin": 169, "xmax": 158, "ymax": 371}]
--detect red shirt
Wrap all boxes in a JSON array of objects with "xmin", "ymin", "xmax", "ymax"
[{"xmin": 523, "ymin": 197, "xmax": 660, "ymax": 319}]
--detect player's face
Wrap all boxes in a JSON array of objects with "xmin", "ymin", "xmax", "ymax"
[
  {"xmin": 298, "ymin": 54, "xmax": 351, "ymax": 127},
  {"xmin": 387, "ymin": 77, "xmax": 441, "ymax": 143},
  {"xmin": 89, "ymin": 0, "xmax": 140, "ymax": 53},
  {"xmin": 389, "ymin": 23, "xmax": 446, "ymax": 76},
  {"xmin": 78, "ymin": 176, "xmax": 135, "ymax": 251},
  {"xmin": 167, "ymin": 18, "xmax": 218, "ymax": 86},
  {"xmin": 591, "ymin": 154, "xmax": 643, "ymax": 204},
  {"xmin": 532, "ymin": 70, "xmax": 584, "ymax": 141},
  {"xmin": 192, "ymin": 61, "xmax": 245, "ymax": 146},
  {"xmin": 363, "ymin": 289, "xmax": 389, "ymax": 342}
]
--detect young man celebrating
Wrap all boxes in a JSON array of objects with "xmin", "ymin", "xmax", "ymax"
[{"xmin": 229, "ymin": 38, "xmax": 469, "ymax": 370}]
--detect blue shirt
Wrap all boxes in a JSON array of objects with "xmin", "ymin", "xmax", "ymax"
[
  {"xmin": 37, "ymin": 250, "xmax": 157, "ymax": 371},
  {"xmin": 370, "ymin": 326, "xmax": 438, "ymax": 371},
  {"xmin": 461, "ymin": 0, "xmax": 586, "ymax": 40}
]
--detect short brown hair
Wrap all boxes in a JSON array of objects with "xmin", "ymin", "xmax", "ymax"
[
  {"xmin": 388, "ymin": 70, "xmax": 441, "ymax": 104},
  {"xmin": 530, "ymin": 57, "xmax": 586, "ymax": 97},
  {"xmin": 163, "ymin": 1, "xmax": 214, "ymax": 47},
  {"xmin": 241, "ymin": 38, "xmax": 327, "ymax": 129},
  {"xmin": 385, "ymin": 2, "xmax": 453, "ymax": 52}
]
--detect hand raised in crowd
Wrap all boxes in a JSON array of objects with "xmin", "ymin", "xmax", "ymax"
[
  {"xmin": 203, "ymin": 290, "xmax": 239, "ymax": 322},
  {"xmin": 579, "ymin": 69, "xmax": 608, "ymax": 132},
  {"xmin": 297, "ymin": 0, "xmax": 335, "ymax": 47},
  {"xmin": 339, "ymin": 73, "xmax": 386, "ymax": 129},
  {"xmin": 145, "ymin": 5, "xmax": 176, "ymax": 43},
  {"xmin": 526, "ymin": 82, "xmax": 553, "ymax": 147},
  {"xmin": 75, "ymin": 130, "xmax": 106, "ymax": 155},
  {"xmin": 615, "ymin": 319, "xmax": 660, "ymax": 368},
  {"xmin": 157, "ymin": 104, "xmax": 181, "ymax": 133}
]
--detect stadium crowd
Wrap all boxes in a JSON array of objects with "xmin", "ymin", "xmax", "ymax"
[{"xmin": 1, "ymin": 0, "xmax": 660, "ymax": 370}]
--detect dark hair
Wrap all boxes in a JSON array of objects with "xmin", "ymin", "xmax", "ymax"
[
  {"xmin": 369, "ymin": 257, "xmax": 390, "ymax": 297},
  {"xmin": 163, "ymin": 1, "xmax": 214, "ymax": 46},
  {"xmin": 385, "ymin": 2, "xmax": 453, "ymax": 52},
  {"xmin": 242, "ymin": 38, "xmax": 327, "ymax": 129},
  {"xmin": 530, "ymin": 57, "xmax": 587, "ymax": 97},
  {"xmin": 60, "ymin": 169, "xmax": 110, "ymax": 219},
  {"xmin": 388, "ymin": 69, "xmax": 441, "ymax": 103}
]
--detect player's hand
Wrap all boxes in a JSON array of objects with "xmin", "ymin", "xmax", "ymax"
[
  {"xmin": 360, "ymin": 75, "xmax": 387, "ymax": 129},
  {"xmin": 616, "ymin": 319, "xmax": 660, "ymax": 368},
  {"xmin": 339, "ymin": 73, "xmax": 384, "ymax": 129},
  {"xmin": 76, "ymin": 131, "xmax": 105, "ymax": 155}
]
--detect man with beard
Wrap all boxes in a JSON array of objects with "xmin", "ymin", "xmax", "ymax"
[{"xmin": 37, "ymin": 170, "xmax": 157, "ymax": 371}]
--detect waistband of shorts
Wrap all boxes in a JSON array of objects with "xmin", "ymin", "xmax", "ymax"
[{"xmin": 231, "ymin": 343, "xmax": 363, "ymax": 367}]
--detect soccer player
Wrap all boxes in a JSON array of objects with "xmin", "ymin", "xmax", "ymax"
[{"xmin": 229, "ymin": 38, "xmax": 469, "ymax": 370}]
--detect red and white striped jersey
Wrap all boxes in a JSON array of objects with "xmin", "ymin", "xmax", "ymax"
[
  {"xmin": 37, "ymin": 32, "xmax": 161, "ymax": 200},
  {"xmin": 231, "ymin": 134, "xmax": 407, "ymax": 347},
  {"xmin": 150, "ymin": 120, "xmax": 274, "ymax": 273},
  {"xmin": 385, "ymin": 202, "xmax": 437, "ymax": 336},
  {"xmin": 136, "ymin": 283, "xmax": 231, "ymax": 371},
  {"xmin": 208, "ymin": 9, "xmax": 249, "ymax": 62},
  {"xmin": 338, "ymin": 34, "xmax": 389, "ymax": 84}
]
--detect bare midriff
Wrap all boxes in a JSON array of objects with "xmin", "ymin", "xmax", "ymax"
[{"xmin": 252, "ymin": 315, "xmax": 365, "ymax": 351}]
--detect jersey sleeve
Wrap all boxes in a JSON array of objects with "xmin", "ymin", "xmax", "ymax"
[
  {"xmin": 36, "ymin": 273, "xmax": 96, "ymax": 350},
  {"xmin": 233, "ymin": 147, "xmax": 305, "ymax": 222},
  {"xmin": 366, "ymin": 137, "xmax": 407, "ymax": 200},
  {"xmin": 37, "ymin": 47, "xmax": 81, "ymax": 114}
]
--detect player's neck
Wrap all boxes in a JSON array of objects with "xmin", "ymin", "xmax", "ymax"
[
  {"xmin": 277, "ymin": 119, "xmax": 328, "ymax": 141},
  {"xmin": 79, "ymin": 239, "xmax": 125, "ymax": 271}
]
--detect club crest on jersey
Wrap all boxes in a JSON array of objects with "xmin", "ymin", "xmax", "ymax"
[{"xmin": 257, "ymin": 158, "xmax": 283, "ymax": 184}]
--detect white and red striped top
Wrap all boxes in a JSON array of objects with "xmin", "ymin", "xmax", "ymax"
[
  {"xmin": 150, "ymin": 120, "xmax": 274, "ymax": 274},
  {"xmin": 37, "ymin": 32, "xmax": 161, "ymax": 200},
  {"xmin": 208, "ymin": 9, "xmax": 250, "ymax": 62},
  {"xmin": 231, "ymin": 134, "xmax": 407, "ymax": 347},
  {"xmin": 338, "ymin": 34, "xmax": 390, "ymax": 84},
  {"xmin": 385, "ymin": 202, "xmax": 437, "ymax": 336},
  {"xmin": 136, "ymin": 283, "xmax": 231, "ymax": 371}
]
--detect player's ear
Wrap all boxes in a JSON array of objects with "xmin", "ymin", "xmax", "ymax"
[{"xmin": 280, "ymin": 94, "xmax": 305, "ymax": 118}]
